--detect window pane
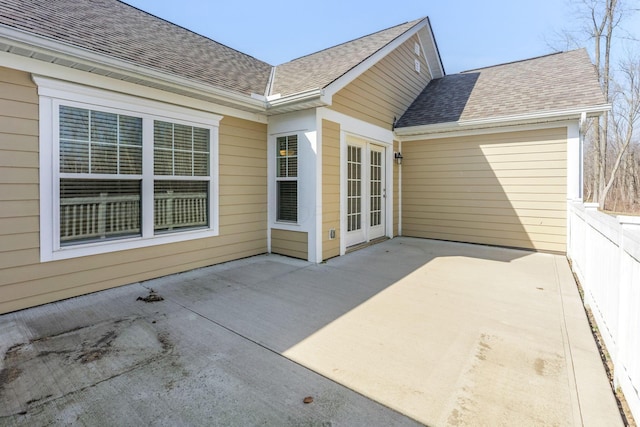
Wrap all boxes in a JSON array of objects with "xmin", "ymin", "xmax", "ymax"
[
  {"xmin": 193, "ymin": 152, "xmax": 209, "ymax": 177},
  {"xmin": 60, "ymin": 106, "xmax": 141, "ymax": 175},
  {"xmin": 193, "ymin": 128, "xmax": 209, "ymax": 152},
  {"xmin": 174, "ymin": 150, "xmax": 192, "ymax": 176},
  {"xmin": 60, "ymin": 140, "xmax": 89, "ymax": 173},
  {"xmin": 154, "ymin": 149, "xmax": 173, "ymax": 175},
  {"xmin": 288, "ymin": 157, "xmax": 298, "ymax": 177},
  {"xmin": 90, "ymin": 111, "xmax": 117, "ymax": 144},
  {"xmin": 277, "ymin": 181, "xmax": 297, "ymax": 222},
  {"xmin": 91, "ymin": 143, "xmax": 117, "ymax": 174},
  {"xmin": 60, "ymin": 179, "xmax": 141, "ymax": 245},
  {"xmin": 60, "ymin": 106, "xmax": 89, "ymax": 173},
  {"xmin": 276, "ymin": 135, "xmax": 297, "ymax": 178},
  {"xmin": 154, "ymin": 121, "xmax": 209, "ymax": 176},
  {"xmin": 154, "ymin": 121, "xmax": 173, "ymax": 149},
  {"xmin": 173, "ymin": 124, "xmax": 192, "ymax": 151},
  {"xmin": 154, "ymin": 181, "xmax": 208, "ymax": 233},
  {"xmin": 119, "ymin": 115, "xmax": 143, "ymax": 146},
  {"xmin": 60, "ymin": 106, "xmax": 89, "ymax": 140},
  {"xmin": 120, "ymin": 146, "xmax": 143, "ymax": 175}
]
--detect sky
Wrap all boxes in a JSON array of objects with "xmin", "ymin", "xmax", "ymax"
[{"xmin": 123, "ymin": 0, "xmax": 639, "ymax": 74}]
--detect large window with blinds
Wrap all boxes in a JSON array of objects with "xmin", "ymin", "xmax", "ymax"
[
  {"xmin": 37, "ymin": 78, "xmax": 221, "ymax": 261},
  {"xmin": 276, "ymin": 135, "xmax": 298, "ymax": 222}
]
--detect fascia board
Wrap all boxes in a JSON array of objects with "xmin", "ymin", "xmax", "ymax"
[
  {"xmin": 321, "ymin": 18, "xmax": 430, "ymax": 100},
  {"xmin": 423, "ymin": 17, "xmax": 445, "ymax": 77},
  {"xmin": 395, "ymin": 104, "xmax": 612, "ymax": 139},
  {"xmin": 0, "ymin": 25, "xmax": 267, "ymax": 113}
]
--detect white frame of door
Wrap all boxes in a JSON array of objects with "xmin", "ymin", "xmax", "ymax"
[{"xmin": 343, "ymin": 135, "xmax": 387, "ymax": 248}]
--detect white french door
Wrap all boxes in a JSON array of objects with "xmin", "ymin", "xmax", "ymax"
[{"xmin": 345, "ymin": 141, "xmax": 386, "ymax": 247}]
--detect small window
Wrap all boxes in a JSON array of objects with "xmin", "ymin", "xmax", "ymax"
[{"xmin": 276, "ymin": 135, "xmax": 298, "ymax": 222}]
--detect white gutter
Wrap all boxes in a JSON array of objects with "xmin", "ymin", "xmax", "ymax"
[
  {"xmin": 264, "ymin": 88, "xmax": 330, "ymax": 114},
  {"xmin": 0, "ymin": 25, "xmax": 267, "ymax": 113},
  {"xmin": 394, "ymin": 104, "xmax": 612, "ymax": 138}
]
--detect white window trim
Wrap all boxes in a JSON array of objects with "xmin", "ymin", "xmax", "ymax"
[
  {"xmin": 274, "ymin": 133, "xmax": 299, "ymax": 225},
  {"xmin": 36, "ymin": 76, "xmax": 222, "ymax": 262}
]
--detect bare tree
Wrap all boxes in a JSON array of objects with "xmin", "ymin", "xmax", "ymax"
[
  {"xmin": 602, "ymin": 58, "xmax": 640, "ymax": 207},
  {"xmin": 569, "ymin": 0, "xmax": 640, "ymax": 211}
]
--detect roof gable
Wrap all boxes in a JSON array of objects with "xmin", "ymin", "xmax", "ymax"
[
  {"xmin": 270, "ymin": 18, "xmax": 433, "ymax": 97},
  {"xmin": 396, "ymin": 49, "xmax": 608, "ymax": 130}
]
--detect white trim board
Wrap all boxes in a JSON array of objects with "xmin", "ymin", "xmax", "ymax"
[{"xmin": 37, "ymin": 78, "xmax": 222, "ymax": 262}]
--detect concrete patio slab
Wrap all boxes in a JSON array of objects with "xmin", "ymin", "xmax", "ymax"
[{"xmin": 0, "ymin": 237, "xmax": 623, "ymax": 426}]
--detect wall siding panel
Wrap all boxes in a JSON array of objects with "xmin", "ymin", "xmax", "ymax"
[
  {"xmin": 402, "ymin": 128, "xmax": 568, "ymax": 253},
  {"xmin": 0, "ymin": 67, "xmax": 268, "ymax": 314},
  {"xmin": 271, "ymin": 229, "xmax": 308, "ymax": 260},
  {"xmin": 322, "ymin": 119, "xmax": 341, "ymax": 260},
  {"xmin": 330, "ymin": 35, "xmax": 431, "ymax": 129}
]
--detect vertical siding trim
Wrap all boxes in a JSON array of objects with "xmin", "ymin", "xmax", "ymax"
[{"xmin": 397, "ymin": 140, "xmax": 402, "ymax": 235}]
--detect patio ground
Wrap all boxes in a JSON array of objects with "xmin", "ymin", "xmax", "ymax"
[{"xmin": 0, "ymin": 237, "xmax": 623, "ymax": 426}]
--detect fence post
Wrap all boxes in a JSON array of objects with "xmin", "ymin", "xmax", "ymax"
[
  {"xmin": 614, "ymin": 216, "xmax": 640, "ymax": 390},
  {"xmin": 98, "ymin": 193, "xmax": 108, "ymax": 239},
  {"xmin": 166, "ymin": 190, "xmax": 174, "ymax": 231}
]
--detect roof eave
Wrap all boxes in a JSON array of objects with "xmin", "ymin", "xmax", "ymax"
[
  {"xmin": 265, "ymin": 88, "xmax": 330, "ymax": 115},
  {"xmin": 0, "ymin": 24, "xmax": 268, "ymax": 114},
  {"xmin": 394, "ymin": 104, "xmax": 612, "ymax": 138}
]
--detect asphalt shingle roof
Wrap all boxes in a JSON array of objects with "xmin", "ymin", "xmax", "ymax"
[
  {"xmin": 0, "ymin": 0, "xmax": 273, "ymax": 96},
  {"xmin": 0, "ymin": 0, "xmax": 424, "ymax": 100},
  {"xmin": 270, "ymin": 19, "xmax": 423, "ymax": 97},
  {"xmin": 396, "ymin": 49, "xmax": 607, "ymax": 128}
]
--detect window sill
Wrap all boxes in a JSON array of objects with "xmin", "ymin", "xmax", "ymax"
[{"xmin": 42, "ymin": 228, "xmax": 219, "ymax": 262}]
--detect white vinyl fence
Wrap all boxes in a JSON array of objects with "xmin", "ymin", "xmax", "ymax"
[{"xmin": 567, "ymin": 201, "xmax": 640, "ymax": 421}]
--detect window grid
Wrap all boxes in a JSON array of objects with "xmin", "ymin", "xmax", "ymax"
[
  {"xmin": 370, "ymin": 150, "xmax": 382, "ymax": 227},
  {"xmin": 276, "ymin": 135, "xmax": 298, "ymax": 223},
  {"xmin": 57, "ymin": 104, "xmax": 214, "ymax": 246},
  {"xmin": 347, "ymin": 145, "xmax": 362, "ymax": 232}
]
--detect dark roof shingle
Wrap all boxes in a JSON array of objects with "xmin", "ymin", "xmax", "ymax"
[
  {"xmin": 0, "ymin": 0, "xmax": 273, "ymax": 95},
  {"xmin": 396, "ymin": 49, "xmax": 606, "ymax": 128}
]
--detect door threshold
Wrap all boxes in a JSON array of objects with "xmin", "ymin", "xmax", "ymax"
[{"xmin": 346, "ymin": 237, "xmax": 390, "ymax": 254}]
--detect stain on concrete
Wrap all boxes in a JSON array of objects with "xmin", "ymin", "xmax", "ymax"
[
  {"xmin": 444, "ymin": 332, "xmax": 571, "ymax": 426},
  {"xmin": 0, "ymin": 317, "xmax": 174, "ymax": 418}
]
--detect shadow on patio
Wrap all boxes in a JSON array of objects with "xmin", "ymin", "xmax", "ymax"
[{"xmin": 0, "ymin": 237, "xmax": 622, "ymax": 426}]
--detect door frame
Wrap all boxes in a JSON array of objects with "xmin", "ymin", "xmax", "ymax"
[{"xmin": 342, "ymin": 134, "xmax": 389, "ymax": 249}]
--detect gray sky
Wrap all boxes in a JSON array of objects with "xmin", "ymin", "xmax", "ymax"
[{"xmin": 123, "ymin": 0, "xmax": 639, "ymax": 74}]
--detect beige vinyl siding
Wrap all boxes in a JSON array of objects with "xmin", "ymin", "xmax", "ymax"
[
  {"xmin": 271, "ymin": 229, "xmax": 308, "ymax": 260},
  {"xmin": 402, "ymin": 128, "xmax": 567, "ymax": 253},
  {"xmin": 322, "ymin": 120, "xmax": 341, "ymax": 260},
  {"xmin": 393, "ymin": 140, "xmax": 400, "ymax": 236},
  {"xmin": 0, "ymin": 68, "xmax": 268, "ymax": 314},
  {"xmin": 330, "ymin": 35, "xmax": 431, "ymax": 130}
]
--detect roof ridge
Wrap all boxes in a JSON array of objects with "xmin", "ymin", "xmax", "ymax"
[
  {"xmin": 460, "ymin": 49, "xmax": 585, "ymax": 74},
  {"xmin": 280, "ymin": 17, "xmax": 425, "ymax": 64},
  {"xmin": 117, "ymin": 0, "xmax": 272, "ymax": 66}
]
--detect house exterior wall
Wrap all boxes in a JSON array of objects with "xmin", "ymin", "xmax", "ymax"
[
  {"xmin": 271, "ymin": 229, "xmax": 308, "ymax": 260},
  {"xmin": 322, "ymin": 119, "xmax": 341, "ymax": 260},
  {"xmin": 0, "ymin": 67, "xmax": 268, "ymax": 314},
  {"xmin": 401, "ymin": 127, "xmax": 568, "ymax": 253},
  {"xmin": 330, "ymin": 35, "xmax": 431, "ymax": 130},
  {"xmin": 267, "ymin": 110, "xmax": 319, "ymax": 262}
]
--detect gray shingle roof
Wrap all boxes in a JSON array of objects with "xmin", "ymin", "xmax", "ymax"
[
  {"xmin": 396, "ymin": 49, "xmax": 607, "ymax": 128},
  {"xmin": 270, "ymin": 19, "xmax": 424, "ymax": 97},
  {"xmin": 0, "ymin": 0, "xmax": 273, "ymax": 96}
]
